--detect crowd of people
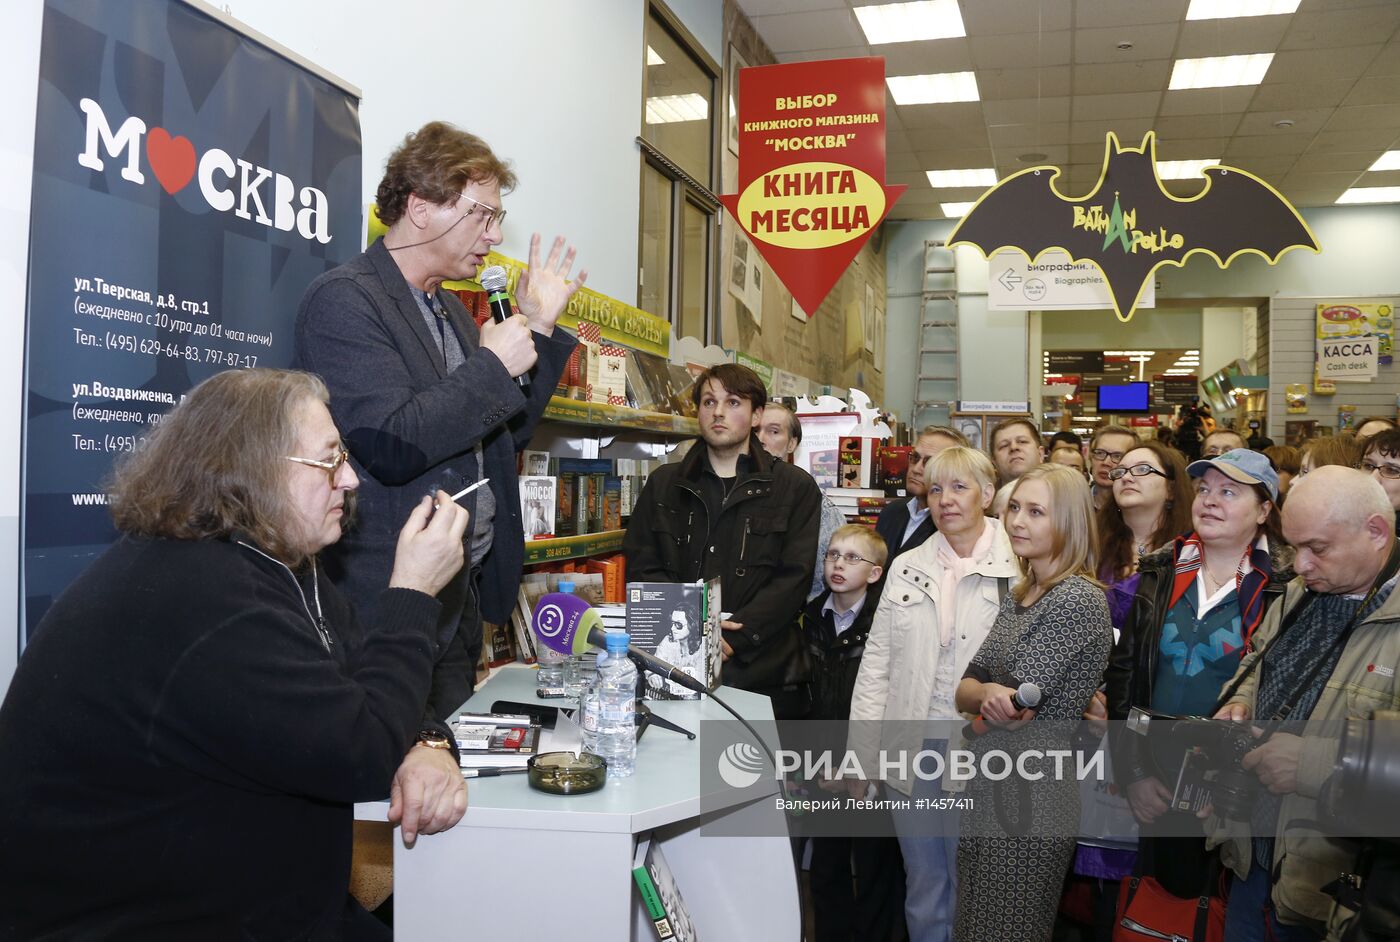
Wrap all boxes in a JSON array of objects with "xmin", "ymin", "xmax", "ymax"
[{"xmin": 0, "ymin": 115, "xmax": 1394, "ymax": 940}]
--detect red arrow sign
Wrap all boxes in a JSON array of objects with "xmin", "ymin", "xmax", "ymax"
[{"xmin": 719, "ymin": 57, "xmax": 905, "ymax": 317}]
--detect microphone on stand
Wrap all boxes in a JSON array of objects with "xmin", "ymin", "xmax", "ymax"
[
  {"xmin": 965, "ymin": 681, "xmax": 1043, "ymax": 738},
  {"xmin": 531, "ymin": 592, "xmax": 709, "ymax": 695},
  {"xmin": 479, "ymin": 265, "xmax": 529, "ymax": 389}
]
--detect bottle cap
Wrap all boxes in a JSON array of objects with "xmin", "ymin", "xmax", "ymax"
[
  {"xmin": 605, "ymin": 629, "xmax": 630, "ymax": 654},
  {"xmin": 558, "ymin": 580, "xmax": 576, "ymax": 593}
]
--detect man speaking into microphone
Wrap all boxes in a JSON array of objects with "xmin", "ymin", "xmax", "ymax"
[{"xmin": 295, "ymin": 121, "xmax": 587, "ymax": 721}]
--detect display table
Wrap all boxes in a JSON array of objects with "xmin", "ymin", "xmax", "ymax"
[{"xmin": 355, "ymin": 666, "xmax": 801, "ymax": 941}]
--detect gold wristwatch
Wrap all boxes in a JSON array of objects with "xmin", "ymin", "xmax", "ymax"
[{"xmin": 416, "ymin": 728, "xmax": 454, "ymax": 751}]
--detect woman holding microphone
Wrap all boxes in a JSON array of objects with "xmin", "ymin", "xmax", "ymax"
[{"xmin": 953, "ymin": 464, "xmax": 1114, "ymax": 941}]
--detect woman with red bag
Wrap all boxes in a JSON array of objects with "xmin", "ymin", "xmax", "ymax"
[{"xmin": 1105, "ymin": 450, "xmax": 1291, "ymax": 909}]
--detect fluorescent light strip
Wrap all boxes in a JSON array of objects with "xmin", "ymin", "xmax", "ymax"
[
  {"xmin": 644, "ymin": 94, "xmax": 709, "ymax": 124},
  {"xmin": 940, "ymin": 202, "xmax": 976, "ymax": 217},
  {"xmin": 1368, "ymin": 151, "xmax": 1400, "ymax": 172},
  {"xmin": 1157, "ymin": 159, "xmax": 1219, "ymax": 179},
  {"xmin": 1169, "ymin": 54, "xmax": 1274, "ymax": 90},
  {"xmin": 1185, "ymin": 0, "xmax": 1301, "ymax": 20},
  {"xmin": 854, "ymin": 0, "xmax": 966, "ymax": 45},
  {"xmin": 887, "ymin": 71, "xmax": 979, "ymax": 105},
  {"xmin": 1337, "ymin": 187, "xmax": 1400, "ymax": 204},
  {"xmin": 647, "ymin": 46, "xmax": 665, "ymax": 66},
  {"xmin": 926, "ymin": 168, "xmax": 997, "ymax": 188}
]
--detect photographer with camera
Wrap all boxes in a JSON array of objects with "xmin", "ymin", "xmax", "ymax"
[
  {"xmin": 1207, "ymin": 467, "xmax": 1400, "ymax": 942},
  {"xmin": 1107, "ymin": 449, "xmax": 1291, "ymax": 899}
]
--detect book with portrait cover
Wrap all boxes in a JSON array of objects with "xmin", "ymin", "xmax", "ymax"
[
  {"xmin": 520, "ymin": 475, "xmax": 557, "ymax": 540},
  {"xmin": 625, "ymin": 579, "xmax": 720, "ymax": 701}
]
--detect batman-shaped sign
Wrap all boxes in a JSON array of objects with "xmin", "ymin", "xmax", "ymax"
[{"xmin": 949, "ymin": 132, "xmax": 1319, "ymax": 321}]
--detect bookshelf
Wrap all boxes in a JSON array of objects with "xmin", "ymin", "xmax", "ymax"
[
  {"xmin": 522, "ymin": 529, "xmax": 625, "ymax": 566},
  {"xmin": 542, "ymin": 396, "xmax": 699, "ymax": 437}
]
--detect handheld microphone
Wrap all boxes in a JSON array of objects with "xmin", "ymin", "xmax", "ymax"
[
  {"xmin": 479, "ymin": 265, "xmax": 529, "ymax": 389},
  {"xmin": 965, "ymin": 681, "xmax": 1043, "ymax": 738},
  {"xmin": 531, "ymin": 592, "xmax": 708, "ymax": 695}
]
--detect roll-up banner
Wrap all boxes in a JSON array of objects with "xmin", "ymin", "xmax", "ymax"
[{"xmin": 21, "ymin": 0, "xmax": 363, "ymax": 644}]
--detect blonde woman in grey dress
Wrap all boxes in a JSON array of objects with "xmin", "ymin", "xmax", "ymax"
[{"xmin": 953, "ymin": 464, "xmax": 1113, "ymax": 941}]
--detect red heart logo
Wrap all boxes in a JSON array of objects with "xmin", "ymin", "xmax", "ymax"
[{"xmin": 145, "ymin": 127, "xmax": 196, "ymax": 194}]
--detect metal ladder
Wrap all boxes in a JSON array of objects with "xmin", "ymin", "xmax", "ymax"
[{"xmin": 914, "ymin": 239, "xmax": 959, "ymax": 428}]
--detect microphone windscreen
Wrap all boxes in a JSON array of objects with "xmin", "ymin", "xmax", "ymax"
[
  {"xmin": 532, "ymin": 592, "xmax": 601, "ymax": 656},
  {"xmin": 1016, "ymin": 682, "xmax": 1043, "ymax": 709},
  {"xmin": 480, "ymin": 265, "xmax": 508, "ymax": 292}
]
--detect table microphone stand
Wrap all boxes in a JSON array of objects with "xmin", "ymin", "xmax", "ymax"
[{"xmin": 628, "ymin": 653, "xmax": 696, "ymax": 741}]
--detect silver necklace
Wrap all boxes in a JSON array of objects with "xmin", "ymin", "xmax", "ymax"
[{"xmin": 236, "ymin": 542, "xmax": 332, "ymax": 650}]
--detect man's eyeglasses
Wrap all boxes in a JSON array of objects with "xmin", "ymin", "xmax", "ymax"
[
  {"xmin": 457, "ymin": 192, "xmax": 506, "ymax": 230},
  {"xmin": 1362, "ymin": 460, "xmax": 1400, "ymax": 480},
  {"xmin": 1091, "ymin": 448, "xmax": 1127, "ymax": 463},
  {"xmin": 824, "ymin": 550, "xmax": 876, "ymax": 565},
  {"xmin": 286, "ymin": 447, "xmax": 350, "ymax": 486},
  {"xmin": 1108, "ymin": 463, "xmax": 1169, "ymax": 481}
]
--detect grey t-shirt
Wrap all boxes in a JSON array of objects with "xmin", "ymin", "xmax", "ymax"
[{"xmin": 415, "ymin": 290, "xmax": 495, "ymax": 565}]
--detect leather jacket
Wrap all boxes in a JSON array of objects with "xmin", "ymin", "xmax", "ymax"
[{"xmin": 1105, "ymin": 539, "xmax": 1294, "ymax": 784}]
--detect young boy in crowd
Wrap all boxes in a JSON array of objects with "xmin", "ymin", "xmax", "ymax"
[{"xmin": 801, "ymin": 523, "xmax": 895, "ymax": 942}]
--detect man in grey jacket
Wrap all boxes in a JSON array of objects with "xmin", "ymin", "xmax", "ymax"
[{"xmin": 295, "ymin": 121, "xmax": 586, "ymax": 718}]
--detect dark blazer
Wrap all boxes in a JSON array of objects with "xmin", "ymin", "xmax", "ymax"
[
  {"xmin": 294, "ymin": 239, "xmax": 575, "ymax": 718},
  {"xmin": 875, "ymin": 496, "xmax": 935, "ymax": 565},
  {"xmin": 623, "ymin": 436, "xmax": 821, "ymax": 701}
]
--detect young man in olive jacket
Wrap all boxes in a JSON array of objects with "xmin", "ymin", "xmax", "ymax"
[{"xmin": 623, "ymin": 364, "xmax": 821, "ymax": 720}]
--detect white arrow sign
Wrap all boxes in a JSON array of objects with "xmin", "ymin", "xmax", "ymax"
[{"xmin": 988, "ymin": 249, "xmax": 1155, "ymax": 311}]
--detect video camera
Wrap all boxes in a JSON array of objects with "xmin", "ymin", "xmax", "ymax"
[{"xmin": 1321, "ymin": 710, "xmax": 1400, "ymax": 941}]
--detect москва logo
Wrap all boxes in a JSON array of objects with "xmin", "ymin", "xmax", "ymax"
[{"xmin": 77, "ymin": 98, "xmax": 332, "ymax": 244}]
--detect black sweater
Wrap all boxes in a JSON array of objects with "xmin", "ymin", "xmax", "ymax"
[{"xmin": 0, "ymin": 536, "xmax": 442, "ymax": 940}]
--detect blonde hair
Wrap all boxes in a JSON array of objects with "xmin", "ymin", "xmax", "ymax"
[
  {"xmin": 1005, "ymin": 464, "xmax": 1099, "ymax": 601},
  {"xmin": 926, "ymin": 445, "xmax": 997, "ymax": 493},
  {"xmin": 827, "ymin": 523, "xmax": 888, "ymax": 568}
]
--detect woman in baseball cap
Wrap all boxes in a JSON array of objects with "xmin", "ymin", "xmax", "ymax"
[{"xmin": 1105, "ymin": 448, "xmax": 1293, "ymax": 899}]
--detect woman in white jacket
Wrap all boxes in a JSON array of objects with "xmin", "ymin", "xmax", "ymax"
[{"xmin": 846, "ymin": 446, "xmax": 1019, "ymax": 942}]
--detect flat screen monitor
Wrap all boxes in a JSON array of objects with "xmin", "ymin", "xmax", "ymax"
[{"xmin": 1096, "ymin": 382, "xmax": 1150, "ymax": 413}]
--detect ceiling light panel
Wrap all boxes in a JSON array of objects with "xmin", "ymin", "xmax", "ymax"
[
  {"xmin": 1368, "ymin": 151, "xmax": 1400, "ymax": 172},
  {"xmin": 1169, "ymin": 54, "xmax": 1274, "ymax": 90},
  {"xmin": 646, "ymin": 46, "xmax": 665, "ymax": 66},
  {"xmin": 1185, "ymin": 0, "xmax": 1302, "ymax": 20},
  {"xmin": 644, "ymin": 94, "xmax": 708, "ymax": 124},
  {"xmin": 887, "ymin": 71, "xmax": 980, "ymax": 105},
  {"xmin": 854, "ymin": 0, "xmax": 966, "ymax": 45},
  {"xmin": 1156, "ymin": 159, "xmax": 1219, "ymax": 179},
  {"xmin": 925, "ymin": 168, "xmax": 998, "ymax": 188},
  {"xmin": 940, "ymin": 201, "xmax": 976, "ymax": 217},
  {"xmin": 1336, "ymin": 187, "xmax": 1400, "ymax": 204}
]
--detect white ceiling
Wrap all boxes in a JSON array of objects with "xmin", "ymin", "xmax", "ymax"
[{"xmin": 737, "ymin": 0, "xmax": 1400, "ymax": 219}]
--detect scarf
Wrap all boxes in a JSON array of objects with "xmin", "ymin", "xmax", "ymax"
[
  {"xmin": 932, "ymin": 520, "xmax": 998, "ymax": 647},
  {"xmin": 1168, "ymin": 531, "xmax": 1273, "ymax": 643}
]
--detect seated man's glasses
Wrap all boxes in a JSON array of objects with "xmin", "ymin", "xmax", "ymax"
[{"xmin": 286, "ymin": 447, "xmax": 350, "ymax": 486}]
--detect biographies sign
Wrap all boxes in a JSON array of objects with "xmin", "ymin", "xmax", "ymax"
[
  {"xmin": 951, "ymin": 132, "xmax": 1318, "ymax": 322},
  {"xmin": 22, "ymin": 0, "xmax": 362, "ymax": 643},
  {"xmin": 719, "ymin": 57, "xmax": 905, "ymax": 317}
]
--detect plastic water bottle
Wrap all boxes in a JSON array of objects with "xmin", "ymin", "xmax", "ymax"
[
  {"xmin": 592, "ymin": 629, "xmax": 638, "ymax": 778},
  {"xmin": 535, "ymin": 580, "xmax": 567, "ymax": 696},
  {"xmin": 559, "ymin": 581, "xmax": 589, "ymax": 698}
]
